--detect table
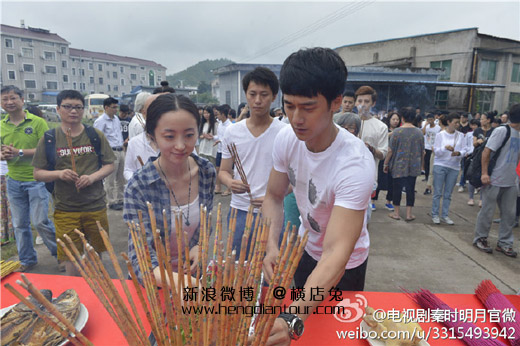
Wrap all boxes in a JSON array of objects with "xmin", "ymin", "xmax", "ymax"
[{"xmin": 2, "ymin": 273, "xmax": 519, "ymax": 345}]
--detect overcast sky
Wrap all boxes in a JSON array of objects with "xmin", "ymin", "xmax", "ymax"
[{"xmin": 2, "ymin": 1, "xmax": 519, "ymax": 74}]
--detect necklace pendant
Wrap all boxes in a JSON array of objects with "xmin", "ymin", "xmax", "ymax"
[{"xmin": 185, "ymin": 220, "xmax": 190, "ymax": 227}]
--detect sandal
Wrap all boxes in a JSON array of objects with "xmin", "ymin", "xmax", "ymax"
[
  {"xmin": 405, "ymin": 216, "xmax": 416, "ymax": 222},
  {"xmin": 221, "ymin": 191, "xmax": 231, "ymax": 196},
  {"xmin": 388, "ymin": 213, "xmax": 401, "ymax": 220}
]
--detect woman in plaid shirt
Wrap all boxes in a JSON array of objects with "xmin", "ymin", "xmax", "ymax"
[{"xmin": 124, "ymin": 94, "xmax": 216, "ymax": 286}]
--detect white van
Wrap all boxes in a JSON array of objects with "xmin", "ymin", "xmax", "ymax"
[{"xmin": 84, "ymin": 94, "xmax": 109, "ymax": 120}]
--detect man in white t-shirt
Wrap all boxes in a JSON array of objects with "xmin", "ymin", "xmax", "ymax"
[
  {"xmin": 219, "ymin": 67, "xmax": 286, "ymax": 259},
  {"xmin": 261, "ymin": 48, "xmax": 375, "ymax": 344},
  {"xmin": 354, "ymin": 86, "xmax": 388, "ymax": 212}
]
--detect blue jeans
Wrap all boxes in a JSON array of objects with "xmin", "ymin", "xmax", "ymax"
[
  {"xmin": 228, "ymin": 208, "xmax": 258, "ymax": 260},
  {"xmin": 6, "ymin": 177, "xmax": 57, "ymax": 265},
  {"xmin": 431, "ymin": 165, "xmax": 459, "ymax": 218}
]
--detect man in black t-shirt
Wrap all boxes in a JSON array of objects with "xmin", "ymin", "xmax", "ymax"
[{"xmin": 118, "ymin": 104, "xmax": 131, "ymax": 148}]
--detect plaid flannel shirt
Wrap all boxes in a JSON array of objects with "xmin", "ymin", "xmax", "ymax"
[{"xmin": 124, "ymin": 154, "xmax": 216, "ymax": 283}]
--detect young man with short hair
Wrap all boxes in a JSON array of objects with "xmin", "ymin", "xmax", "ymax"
[
  {"xmin": 354, "ymin": 85, "xmax": 388, "ymax": 211},
  {"xmin": 219, "ymin": 67, "xmax": 286, "ymax": 258},
  {"xmin": 94, "ymin": 97, "xmax": 125, "ymax": 210},
  {"xmin": 262, "ymin": 48, "xmax": 375, "ymax": 344},
  {"xmin": 0, "ymin": 85, "xmax": 58, "ymax": 272},
  {"xmin": 473, "ymin": 103, "xmax": 520, "ymax": 258},
  {"xmin": 33, "ymin": 90, "xmax": 116, "ymax": 275},
  {"xmin": 341, "ymin": 90, "xmax": 355, "ymax": 113}
]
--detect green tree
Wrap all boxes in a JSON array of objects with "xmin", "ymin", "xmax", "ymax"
[
  {"xmin": 198, "ymin": 81, "xmax": 211, "ymax": 94},
  {"xmin": 191, "ymin": 92, "xmax": 219, "ymax": 105}
]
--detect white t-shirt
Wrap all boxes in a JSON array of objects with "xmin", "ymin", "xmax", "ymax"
[
  {"xmin": 272, "ymin": 125, "xmax": 375, "ymax": 269},
  {"xmin": 214, "ymin": 119, "xmax": 231, "ymax": 153},
  {"xmin": 128, "ymin": 113, "xmax": 145, "ymax": 139},
  {"xmin": 359, "ymin": 117, "xmax": 388, "ymax": 180},
  {"xmin": 423, "ymin": 123, "xmax": 441, "ymax": 150},
  {"xmin": 169, "ymin": 195, "xmax": 200, "ymax": 270},
  {"xmin": 0, "ymin": 160, "xmax": 8, "ymax": 176},
  {"xmin": 222, "ymin": 118, "xmax": 286, "ymax": 211},
  {"xmin": 124, "ymin": 132, "xmax": 160, "ymax": 181},
  {"xmin": 433, "ymin": 130, "xmax": 466, "ymax": 170}
]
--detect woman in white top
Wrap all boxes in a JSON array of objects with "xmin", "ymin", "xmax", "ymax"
[
  {"xmin": 431, "ymin": 113, "xmax": 466, "ymax": 225},
  {"xmin": 198, "ymin": 106, "xmax": 218, "ymax": 166}
]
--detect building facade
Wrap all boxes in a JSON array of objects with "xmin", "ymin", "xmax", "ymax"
[
  {"xmin": 335, "ymin": 28, "xmax": 520, "ymax": 113},
  {"xmin": 1, "ymin": 24, "xmax": 166, "ymax": 102}
]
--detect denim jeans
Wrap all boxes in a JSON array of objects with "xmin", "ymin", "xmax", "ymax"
[
  {"xmin": 228, "ymin": 208, "xmax": 258, "ymax": 260},
  {"xmin": 6, "ymin": 177, "xmax": 57, "ymax": 265},
  {"xmin": 431, "ymin": 165, "xmax": 459, "ymax": 218}
]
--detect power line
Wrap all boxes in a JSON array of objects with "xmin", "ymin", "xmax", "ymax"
[{"xmin": 240, "ymin": 0, "xmax": 375, "ymax": 63}]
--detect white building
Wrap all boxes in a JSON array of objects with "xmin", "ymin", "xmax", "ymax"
[{"xmin": 1, "ymin": 23, "xmax": 166, "ymax": 102}]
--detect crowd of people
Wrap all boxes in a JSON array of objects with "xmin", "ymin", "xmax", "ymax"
[{"xmin": 1, "ymin": 46, "xmax": 519, "ymax": 343}]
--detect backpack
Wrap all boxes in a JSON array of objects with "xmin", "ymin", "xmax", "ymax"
[
  {"xmin": 44, "ymin": 125, "xmax": 102, "ymax": 193},
  {"xmin": 465, "ymin": 125, "xmax": 511, "ymax": 189}
]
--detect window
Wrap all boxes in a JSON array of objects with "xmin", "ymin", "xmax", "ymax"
[
  {"xmin": 73, "ymin": 82, "xmax": 77, "ymax": 89},
  {"xmin": 98, "ymin": 64, "xmax": 103, "ymax": 71},
  {"xmin": 90, "ymin": 76, "xmax": 94, "ymax": 84},
  {"xmin": 509, "ymin": 93, "xmax": 520, "ymax": 107},
  {"xmin": 479, "ymin": 59, "xmax": 497, "ymax": 81},
  {"xmin": 120, "ymin": 66, "xmax": 124, "ymax": 73},
  {"xmin": 23, "ymin": 64, "xmax": 35, "ymax": 72},
  {"xmin": 5, "ymin": 38, "xmax": 13, "ymax": 48},
  {"xmin": 42, "ymin": 40, "xmax": 52, "ymax": 46},
  {"xmin": 140, "ymin": 66, "xmax": 145, "ymax": 70},
  {"xmin": 99, "ymin": 77, "xmax": 104, "ymax": 84},
  {"xmin": 22, "ymin": 48, "xmax": 33, "ymax": 58},
  {"xmin": 44, "ymin": 51, "xmax": 56, "ymax": 60},
  {"xmin": 113, "ymin": 71, "xmax": 118, "ymax": 78},
  {"xmin": 477, "ymin": 90, "xmax": 494, "ymax": 113},
  {"xmin": 88, "ymin": 62, "xmax": 93, "ymax": 70},
  {"xmin": 131, "ymin": 66, "xmax": 136, "ymax": 70},
  {"xmin": 107, "ymin": 85, "xmax": 111, "ymax": 92},
  {"xmin": 72, "ymin": 68, "xmax": 76, "ymax": 75},
  {"xmin": 130, "ymin": 73, "xmax": 137, "ymax": 80},
  {"xmin": 8, "ymin": 71, "xmax": 16, "ymax": 80},
  {"xmin": 141, "ymin": 75, "xmax": 145, "ymax": 81},
  {"xmin": 112, "ymin": 63, "xmax": 116, "ymax": 67},
  {"xmin": 80, "ymin": 83, "xmax": 86, "ymax": 91},
  {"xmin": 226, "ymin": 91, "xmax": 231, "ymax": 105},
  {"xmin": 63, "ymin": 75, "xmax": 69, "ymax": 82},
  {"xmin": 512, "ymin": 63, "xmax": 520, "ymax": 83},
  {"xmin": 45, "ymin": 65, "xmax": 57, "ymax": 74},
  {"xmin": 434, "ymin": 90, "xmax": 448, "ymax": 109},
  {"xmin": 430, "ymin": 60, "xmax": 452, "ymax": 81},
  {"xmin": 25, "ymin": 80, "xmax": 36, "ymax": 88},
  {"xmin": 46, "ymin": 81, "xmax": 58, "ymax": 90},
  {"xmin": 61, "ymin": 46, "xmax": 67, "ymax": 54},
  {"xmin": 61, "ymin": 60, "xmax": 67, "ymax": 68},
  {"xmin": 114, "ymin": 85, "xmax": 119, "ymax": 92},
  {"xmin": 120, "ymin": 78, "xmax": 125, "ymax": 86},
  {"xmin": 6, "ymin": 54, "xmax": 14, "ymax": 64},
  {"xmin": 107, "ymin": 71, "xmax": 110, "ymax": 78},
  {"xmin": 80, "ymin": 69, "xmax": 85, "ymax": 76}
]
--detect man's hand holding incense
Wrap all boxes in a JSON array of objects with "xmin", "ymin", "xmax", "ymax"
[
  {"xmin": 251, "ymin": 196, "xmax": 264, "ymax": 208},
  {"xmin": 230, "ymin": 179, "xmax": 250, "ymax": 194},
  {"xmin": 75, "ymin": 175, "xmax": 94, "ymax": 190},
  {"xmin": 262, "ymin": 247, "xmax": 279, "ymax": 284},
  {"xmin": 188, "ymin": 245, "xmax": 199, "ymax": 274},
  {"xmin": 265, "ymin": 318, "xmax": 291, "ymax": 346},
  {"xmin": 59, "ymin": 169, "xmax": 79, "ymax": 183}
]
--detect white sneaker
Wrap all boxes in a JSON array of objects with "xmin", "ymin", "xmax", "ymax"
[
  {"xmin": 432, "ymin": 216, "xmax": 440, "ymax": 224},
  {"xmin": 458, "ymin": 186, "xmax": 465, "ymax": 193},
  {"xmin": 35, "ymin": 236, "xmax": 43, "ymax": 245},
  {"xmin": 441, "ymin": 217, "xmax": 455, "ymax": 225}
]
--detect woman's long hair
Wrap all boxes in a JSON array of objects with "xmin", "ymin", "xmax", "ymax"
[{"xmin": 200, "ymin": 106, "xmax": 216, "ymax": 134}]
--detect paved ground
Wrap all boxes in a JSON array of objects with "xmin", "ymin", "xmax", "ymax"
[{"xmin": 23, "ymin": 178, "xmax": 520, "ymax": 294}]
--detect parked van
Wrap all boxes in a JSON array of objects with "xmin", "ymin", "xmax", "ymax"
[{"xmin": 84, "ymin": 94, "xmax": 109, "ymax": 119}]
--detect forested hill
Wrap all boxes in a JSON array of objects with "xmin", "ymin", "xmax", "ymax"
[{"xmin": 166, "ymin": 58, "xmax": 234, "ymax": 88}]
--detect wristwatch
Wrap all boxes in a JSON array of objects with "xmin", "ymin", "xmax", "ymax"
[
  {"xmin": 278, "ymin": 313, "xmax": 304, "ymax": 340},
  {"xmin": 18, "ymin": 149, "xmax": 24, "ymax": 157}
]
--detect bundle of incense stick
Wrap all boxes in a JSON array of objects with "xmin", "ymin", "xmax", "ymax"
[
  {"xmin": 475, "ymin": 280, "xmax": 520, "ymax": 346},
  {"xmin": 0, "ymin": 259, "xmax": 20, "ymax": 278},
  {"xmin": 410, "ymin": 289, "xmax": 507, "ymax": 346},
  {"xmin": 227, "ymin": 142, "xmax": 253, "ymax": 203},
  {"xmin": 5, "ymin": 202, "xmax": 307, "ymax": 345}
]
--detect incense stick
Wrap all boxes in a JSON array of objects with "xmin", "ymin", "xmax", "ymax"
[{"xmin": 227, "ymin": 142, "xmax": 253, "ymax": 203}]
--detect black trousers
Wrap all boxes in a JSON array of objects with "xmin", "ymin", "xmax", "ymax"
[
  {"xmin": 392, "ymin": 176, "xmax": 417, "ymax": 207},
  {"xmin": 424, "ymin": 149, "xmax": 432, "ymax": 180},
  {"xmin": 294, "ymin": 251, "xmax": 368, "ymax": 291}
]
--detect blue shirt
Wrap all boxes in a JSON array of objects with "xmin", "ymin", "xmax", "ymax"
[
  {"xmin": 93, "ymin": 113, "xmax": 124, "ymax": 147},
  {"xmin": 123, "ymin": 154, "xmax": 216, "ymax": 283}
]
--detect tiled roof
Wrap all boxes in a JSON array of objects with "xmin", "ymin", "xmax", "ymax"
[
  {"xmin": 0, "ymin": 24, "xmax": 69, "ymax": 44},
  {"xmin": 69, "ymin": 48, "xmax": 166, "ymax": 70}
]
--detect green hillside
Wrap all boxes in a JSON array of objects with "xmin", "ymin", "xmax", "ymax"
[{"xmin": 166, "ymin": 58, "xmax": 234, "ymax": 88}]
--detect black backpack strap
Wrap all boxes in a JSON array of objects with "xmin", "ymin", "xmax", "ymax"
[
  {"xmin": 44, "ymin": 128, "xmax": 57, "ymax": 171},
  {"xmin": 84, "ymin": 125, "xmax": 103, "ymax": 169},
  {"xmin": 498, "ymin": 125, "xmax": 511, "ymax": 151}
]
